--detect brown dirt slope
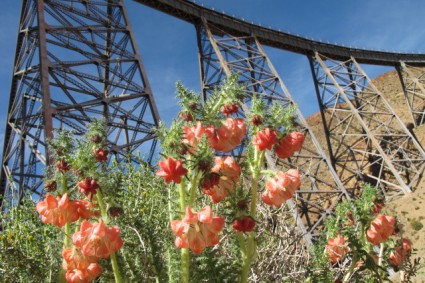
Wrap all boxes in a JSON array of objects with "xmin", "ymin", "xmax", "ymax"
[{"xmin": 306, "ymin": 70, "xmax": 425, "ymax": 281}]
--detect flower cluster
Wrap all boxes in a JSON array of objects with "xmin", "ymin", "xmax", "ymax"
[
  {"xmin": 155, "ymin": 76, "xmax": 304, "ymax": 283},
  {"xmin": 262, "ymin": 169, "xmax": 301, "ymax": 207},
  {"xmin": 366, "ymin": 214, "xmax": 396, "ymax": 245},
  {"xmin": 171, "ymin": 206, "xmax": 224, "ymax": 254},
  {"xmin": 62, "ymin": 248, "xmax": 102, "ymax": 283},
  {"xmin": 321, "ymin": 185, "xmax": 414, "ymax": 282},
  {"xmin": 389, "ymin": 238, "xmax": 413, "ymax": 267},
  {"xmin": 73, "ymin": 220, "xmax": 123, "ymax": 258},
  {"xmin": 35, "ymin": 122, "xmax": 124, "ymax": 283},
  {"xmin": 202, "ymin": 156, "xmax": 241, "ymax": 203},
  {"xmin": 326, "ymin": 234, "xmax": 350, "ymax": 264}
]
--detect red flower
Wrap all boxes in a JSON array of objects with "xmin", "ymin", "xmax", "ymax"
[
  {"xmin": 220, "ymin": 103, "xmax": 239, "ymax": 116},
  {"xmin": 232, "ymin": 216, "xmax": 256, "ymax": 233},
  {"xmin": 62, "ymin": 247, "xmax": 102, "ymax": 283},
  {"xmin": 77, "ymin": 178, "xmax": 100, "ymax": 196},
  {"xmin": 156, "ymin": 157, "xmax": 188, "ymax": 184},
  {"xmin": 36, "ymin": 193, "xmax": 79, "ymax": 227},
  {"xmin": 389, "ymin": 238, "xmax": 412, "ymax": 266},
  {"xmin": 366, "ymin": 214, "xmax": 396, "ymax": 245},
  {"xmin": 56, "ymin": 159, "xmax": 71, "ymax": 173},
  {"xmin": 275, "ymin": 132, "xmax": 304, "ymax": 159},
  {"xmin": 262, "ymin": 169, "xmax": 301, "ymax": 207},
  {"xmin": 252, "ymin": 128, "xmax": 278, "ymax": 151},
  {"xmin": 73, "ymin": 219, "xmax": 123, "ymax": 258},
  {"xmin": 206, "ymin": 118, "xmax": 247, "ymax": 152},
  {"xmin": 202, "ymin": 156, "xmax": 241, "ymax": 203},
  {"xmin": 182, "ymin": 121, "xmax": 206, "ymax": 153},
  {"xmin": 170, "ymin": 206, "xmax": 224, "ymax": 254},
  {"xmin": 93, "ymin": 148, "xmax": 108, "ymax": 162},
  {"xmin": 326, "ymin": 234, "xmax": 349, "ymax": 263},
  {"xmin": 74, "ymin": 200, "xmax": 100, "ymax": 220}
]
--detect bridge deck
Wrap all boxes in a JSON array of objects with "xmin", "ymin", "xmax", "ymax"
[{"xmin": 134, "ymin": 0, "xmax": 425, "ymax": 66}]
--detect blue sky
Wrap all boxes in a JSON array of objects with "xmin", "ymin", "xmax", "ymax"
[{"xmin": 1, "ymin": 0, "xmax": 425, "ymax": 155}]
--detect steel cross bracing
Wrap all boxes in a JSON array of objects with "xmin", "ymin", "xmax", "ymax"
[
  {"xmin": 310, "ymin": 53, "xmax": 425, "ymax": 199},
  {"xmin": 397, "ymin": 62, "xmax": 425, "ymax": 127},
  {"xmin": 197, "ymin": 19, "xmax": 352, "ymax": 242},
  {"xmin": 1, "ymin": 0, "xmax": 160, "ymax": 206}
]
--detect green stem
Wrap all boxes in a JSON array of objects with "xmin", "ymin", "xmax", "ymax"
[
  {"xmin": 250, "ymin": 149, "xmax": 265, "ymax": 217},
  {"xmin": 188, "ymin": 171, "xmax": 202, "ymax": 206},
  {"xmin": 60, "ymin": 173, "xmax": 69, "ymax": 283},
  {"xmin": 208, "ymin": 95, "xmax": 224, "ymax": 119},
  {"xmin": 96, "ymin": 189, "xmax": 123, "ymax": 283},
  {"xmin": 181, "ymin": 248, "xmax": 190, "ymax": 283},
  {"xmin": 179, "ymin": 178, "xmax": 187, "ymax": 214},
  {"xmin": 240, "ymin": 148, "xmax": 265, "ymax": 283},
  {"xmin": 178, "ymin": 178, "xmax": 190, "ymax": 283},
  {"xmin": 167, "ymin": 187, "xmax": 173, "ymax": 283},
  {"xmin": 95, "ymin": 189, "xmax": 109, "ymax": 223},
  {"xmin": 61, "ymin": 173, "xmax": 71, "ymax": 248},
  {"xmin": 110, "ymin": 252, "xmax": 123, "ymax": 283}
]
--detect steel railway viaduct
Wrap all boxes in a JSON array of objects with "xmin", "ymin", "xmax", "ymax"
[{"xmin": 2, "ymin": 0, "xmax": 425, "ymax": 244}]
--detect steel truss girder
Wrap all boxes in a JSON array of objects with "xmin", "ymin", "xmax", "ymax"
[
  {"xmin": 1, "ymin": 0, "xmax": 160, "ymax": 206},
  {"xmin": 310, "ymin": 53, "xmax": 425, "ymax": 199},
  {"xmin": 396, "ymin": 62, "xmax": 425, "ymax": 127},
  {"xmin": 197, "ymin": 18, "xmax": 351, "ymax": 244}
]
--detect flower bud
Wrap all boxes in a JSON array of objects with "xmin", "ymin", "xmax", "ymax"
[
  {"xmin": 250, "ymin": 115, "xmax": 262, "ymax": 126},
  {"xmin": 90, "ymin": 135, "xmax": 103, "ymax": 143},
  {"xmin": 179, "ymin": 111, "xmax": 193, "ymax": 122},
  {"xmin": 44, "ymin": 180, "xmax": 57, "ymax": 192},
  {"xmin": 232, "ymin": 216, "xmax": 256, "ymax": 233},
  {"xmin": 237, "ymin": 199, "xmax": 249, "ymax": 211},
  {"xmin": 109, "ymin": 207, "xmax": 124, "ymax": 217},
  {"xmin": 93, "ymin": 148, "xmax": 108, "ymax": 162},
  {"xmin": 56, "ymin": 159, "xmax": 71, "ymax": 173}
]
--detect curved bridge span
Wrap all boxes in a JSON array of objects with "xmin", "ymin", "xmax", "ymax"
[
  {"xmin": 135, "ymin": 0, "xmax": 425, "ymax": 66},
  {"xmin": 134, "ymin": 0, "xmax": 425, "ymax": 243}
]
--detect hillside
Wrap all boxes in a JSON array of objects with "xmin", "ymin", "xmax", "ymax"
[{"xmin": 306, "ymin": 70, "xmax": 425, "ymax": 281}]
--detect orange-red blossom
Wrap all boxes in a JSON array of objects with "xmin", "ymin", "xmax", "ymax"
[
  {"xmin": 202, "ymin": 156, "xmax": 241, "ymax": 203},
  {"xmin": 326, "ymin": 234, "xmax": 350, "ymax": 263},
  {"xmin": 262, "ymin": 169, "xmax": 301, "ymax": 207},
  {"xmin": 275, "ymin": 131, "xmax": 304, "ymax": 159},
  {"xmin": 62, "ymin": 247, "xmax": 102, "ymax": 283},
  {"xmin": 36, "ymin": 193, "xmax": 79, "ymax": 227},
  {"xmin": 366, "ymin": 214, "xmax": 396, "ymax": 245},
  {"xmin": 156, "ymin": 156, "xmax": 188, "ymax": 184},
  {"xmin": 389, "ymin": 238, "xmax": 412, "ymax": 266},
  {"xmin": 72, "ymin": 219, "xmax": 123, "ymax": 258},
  {"xmin": 252, "ymin": 128, "xmax": 278, "ymax": 151},
  {"xmin": 171, "ymin": 206, "xmax": 224, "ymax": 254},
  {"xmin": 182, "ymin": 121, "xmax": 205, "ymax": 154},
  {"xmin": 206, "ymin": 118, "xmax": 247, "ymax": 152}
]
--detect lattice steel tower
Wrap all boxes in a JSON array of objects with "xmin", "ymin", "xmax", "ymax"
[
  {"xmin": 1, "ymin": 0, "xmax": 160, "ymax": 206},
  {"xmin": 136, "ymin": 0, "xmax": 425, "ymax": 241}
]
